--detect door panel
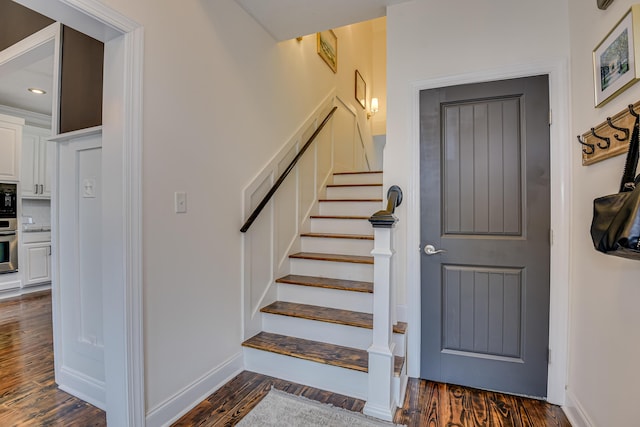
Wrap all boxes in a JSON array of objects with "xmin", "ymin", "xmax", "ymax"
[{"xmin": 420, "ymin": 76, "xmax": 550, "ymax": 397}]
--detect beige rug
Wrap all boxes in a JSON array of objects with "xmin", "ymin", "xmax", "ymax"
[{"xmin": 237, "ymin": 389, "xmax": 402, "ymax": 427}]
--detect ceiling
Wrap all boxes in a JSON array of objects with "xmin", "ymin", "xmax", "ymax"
[
  {"xmin": 234, "ymin": 0, "xmax": 412, "ymax": 41},
  {"xmin": 0, "ymin": 40, "xmax": 54, "ymax": 116}
]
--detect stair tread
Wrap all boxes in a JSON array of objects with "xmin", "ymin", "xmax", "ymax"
[
  {"xmin": 276, "ymin": 274, "xmax": 373, "ymax": 293},
  {"xmin": 334, "ymin": 171, "xmax": 383, "ymax": 175},
  {"xmin": 319, "ymin": 198, "xmax": 382, "ymax": 202},
  {"xmin": 242, "ymin": 332, "xmax": 404, "ymax": 375},
  {"xmin": 290, "ymin": 252, "xmax": 374, "ymax": 264},
  {"xmin": 261, "ymin": 301, "xmax": 407, "ymax": 334},
  {"xmin": 327, "ymin": 183, "xmax": 383, "ymax": 188},
  {"xmin": 310, "ymin": 215, "xmax": 370, "ymax": 220},
  {"xmin": 301, "ymin": 232, "xmax": 373, "ymax": 240}
]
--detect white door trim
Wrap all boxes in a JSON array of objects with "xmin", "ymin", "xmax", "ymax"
[
  {"xmin": 15, "ymin": 0, "xmax": 145, "ymax": 424},
  {"xmin": 405, "ymin": 60, "xmax": 571, "ymax": 405}
]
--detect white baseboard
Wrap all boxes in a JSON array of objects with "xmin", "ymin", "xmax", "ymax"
[
  {"xmin": 145, "ymin": 352, "xmax": 244, "ymax": 427},
  {"xmin": 57, "ymin": 366, "xmax": 106, "ymax": 410},
  {"xmin": 563, "ymin": 390, "xmax": 595, "ymax": 427}
]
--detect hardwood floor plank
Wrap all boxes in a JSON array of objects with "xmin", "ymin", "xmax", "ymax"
[{"xmin": 0, "ymin": 291, "xmax": 105, "ymax": 426}]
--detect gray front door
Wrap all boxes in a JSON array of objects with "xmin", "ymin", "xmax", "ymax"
[{"xmin": 420, "ymin": 76, "xmax": 550, "ymax": 397}]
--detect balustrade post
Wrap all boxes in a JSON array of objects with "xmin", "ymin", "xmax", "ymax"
[{"xmin": 363, "ymin": 189, "xmax": 400, "ymax": 421}]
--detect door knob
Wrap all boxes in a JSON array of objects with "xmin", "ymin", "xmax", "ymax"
[{"xmin": 424, "ymin": 244, "xmax": 446, "ymax": 255}]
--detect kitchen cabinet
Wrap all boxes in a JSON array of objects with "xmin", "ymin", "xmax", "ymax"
[
  {"xmin": 22, "ymin": 232, "xmax": 51, "ymax": 287},
  {"xmin": 21, "ymin": 126, "xmax": 53, "ymax": 198},
  {"xmin": 0, "ymin": 114, "xmax": 24, "ymax": 182}
]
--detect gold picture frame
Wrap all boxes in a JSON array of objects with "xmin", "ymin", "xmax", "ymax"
[
  {"xmin": 317, "ymin": 30, "xmax": 337, "ymax": 73},
  {"xmin": 593, "ymin": 5, "xmax": 640, "ymax": 107}
]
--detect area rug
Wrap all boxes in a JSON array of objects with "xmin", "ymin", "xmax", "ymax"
[{"xmin": 237, "ymin": 389, "xmax": 403, "ymax": 427}]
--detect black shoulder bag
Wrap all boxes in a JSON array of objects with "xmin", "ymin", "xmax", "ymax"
[{"xmin": 590, "ymin": 115, "xmax": 640, "ymax": 260}]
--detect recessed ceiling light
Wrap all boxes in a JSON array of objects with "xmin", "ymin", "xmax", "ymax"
[{"xmin": 28, "ymin": 88, "xmax": 46, "ymax": 95}]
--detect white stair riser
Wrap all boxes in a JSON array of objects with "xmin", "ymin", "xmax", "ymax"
[
  {"xmin": 243, "ymin": 347, "xmax": 368, "ymax": 400},
  {"xmin": 333, "ymin": 173, "xmax": 383, "ymax": 185},
  {"xmin": 319, "ymin": 201, "xmax": 382, "ymax": 217},
  {"xmin": 326, "ymin": 186, "xmax": 382, "ymax": 199},
  {"xmin": 263, "ymin": 313, "xmax": 407, "ymax": 356},
  {"xmin": 262, "ymin": 314, "xmax": 372, "ymax": 350},
  {"xmin": 301, "ymin": 236, "xmax": 373, "ymax": 257},
  {"xmin": 277, "ymin": 283, "xmax": 373, "ymax": 312},
  {"xmin": 310, "ymin": 218, "xmax": 372, "ymax": 235},
  {"xmin": 290, "ymin": 258, "xmax": 373, "ymax": 282}
]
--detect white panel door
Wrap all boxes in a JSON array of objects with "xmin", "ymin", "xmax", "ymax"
[{"xmin": 56, "ymin": 132, "xmax": 105, "ymax": 408}]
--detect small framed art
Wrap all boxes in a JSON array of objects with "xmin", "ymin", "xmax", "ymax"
[
  {"xmin": 593, "ymin": 5, "xmax": 640, "ymax": 107},
  {"xmin": 317, "ymin": 30, "xmax": 337, "ymax": 73}
]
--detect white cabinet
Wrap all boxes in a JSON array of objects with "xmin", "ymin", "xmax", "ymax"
[
  {"xmin": 0, "ymin": 114, "xmax": 24, "ymax": 182},
  {"xmin": 21, "ymin": 126, "xmax": 53, "ymax": 198},
  {"xmin": 22, "ymin": 232, "xmax": 52, "ymax": 287}
]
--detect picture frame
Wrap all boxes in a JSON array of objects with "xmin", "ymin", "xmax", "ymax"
[
  {"xmin": 317, "ymin": 30, "xmax": 337, "ymax": 73},
  {"xmin": 355, "ymin": 70, "xmax": 366, "ymax": 109},
  {"xmin": 593, "ymin": 5, "xmax": 640, "ymax": 107}
]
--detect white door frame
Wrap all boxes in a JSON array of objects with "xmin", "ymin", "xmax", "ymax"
[
  {"xmin": 15, "ymin": 0, "xmax": 144, "ymax": 424},
  {"xmin": 405, "ymin": 60, "xmax": 571, "ymax": 405}
]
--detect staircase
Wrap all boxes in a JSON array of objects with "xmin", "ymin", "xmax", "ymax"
[{"xmin": 242, "ymin": 171, "xmax": 407, "ymax": 404}]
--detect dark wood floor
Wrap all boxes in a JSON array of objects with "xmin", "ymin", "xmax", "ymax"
[
  {"xmin": 0, "ymin": 291, "xmax": 106, "ymax": 426},
  {"xmin": 174, "ymin": 370, "xmax": 571, "ymax": 427},
  {"xmin": 1, "ymin": 292, "xmax": 570, "ymax": 427}
]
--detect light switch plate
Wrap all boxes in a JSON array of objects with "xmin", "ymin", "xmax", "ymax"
[
  {"xmin": 83, "ymin": 178, "xmax": 96, "ymax": 198},
  {"xmin": 174, "ymin": 192, "xmax": 187, "ymax": 213}
]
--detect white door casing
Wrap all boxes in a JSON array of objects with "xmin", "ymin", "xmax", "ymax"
[{"xmin": 403, "ymin": 61, "xmax": 571, "ymax": 405}]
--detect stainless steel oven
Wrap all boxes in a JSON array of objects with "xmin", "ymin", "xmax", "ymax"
[{"xmin": 0, "ymin": 218, "xmax": 18, "ymax": 274}]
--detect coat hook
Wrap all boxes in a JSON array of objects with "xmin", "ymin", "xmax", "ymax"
[
  {"xmin": 629, "ymin": 104, "xmax": 639, "ymax": 118},
  {"xmin": 591, "ymin": 127, "xmax": 610, "ymax": 149},
  {"xmin": 577, "ymin": 135, "xmax": 595, "ymax": 155},
  {"xmin": 606, "ymin": 117, "xmax": 630, "ymax": 141}
]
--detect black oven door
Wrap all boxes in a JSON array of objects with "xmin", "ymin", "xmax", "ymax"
[{"xmin": 0, "ymin": 232, "xmax": 18, "ymax": 273}]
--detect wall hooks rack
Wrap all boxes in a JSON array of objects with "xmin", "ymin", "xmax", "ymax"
[{"xmin": 580, "ymin": 101, "xmax": 640, "ymax": 165}]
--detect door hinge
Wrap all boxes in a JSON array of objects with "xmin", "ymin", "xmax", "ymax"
[
  {"xmin": 549, "ymin": 109, "xmax": 553, "ymax": 126},
  {"xmin": 549, "ymin": 229, "xmax": 554, "ymax": 246},
  {"xmin": 547, "ymin": 347, "xmax": 552, "ymax": 363}
]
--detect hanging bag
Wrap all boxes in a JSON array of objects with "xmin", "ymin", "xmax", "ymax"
[{"xmin": 590, "ymin": 114, "xmax": 640, "ymax": 260}]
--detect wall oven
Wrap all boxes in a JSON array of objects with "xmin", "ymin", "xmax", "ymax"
[
  {"xmin": 0, "ymin": 183, "xmax": 18, "ymax": 274},
  {"xmin": 0, "ymin": 183, "xmax": 17, "ymax": 219}
]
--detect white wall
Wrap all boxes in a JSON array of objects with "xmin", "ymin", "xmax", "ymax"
[
  {"xmin": 89, "ymin": 0, "xmax": 377, "ymax": 418},
  {"xmin": 565, "ymin": 1, "xmax": 640, "ymax": 425}
]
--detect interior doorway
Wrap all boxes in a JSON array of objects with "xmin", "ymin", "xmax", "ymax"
[{"xmin": 11, "ymin": 0, "xmax": 144, "ymax": 424}]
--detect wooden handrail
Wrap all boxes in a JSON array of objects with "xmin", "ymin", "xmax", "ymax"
[
  {"xmin": 240, "ymin": 106, "xmax": 338, "ymax": 233},
  {"xmin": 369, "ymin": 185, "xmax": 403, "ymax": 228}
]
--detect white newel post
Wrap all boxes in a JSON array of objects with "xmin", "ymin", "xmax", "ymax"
[{"xmin": 363, "ymin": 186, "xmax": 402, "ymax": 421}]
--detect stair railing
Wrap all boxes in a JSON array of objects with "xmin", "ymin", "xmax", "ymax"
[
  {"xmin": 363, "ymin": 185, "xmax": 403, "ymax": 421},
  {"xmin": 240, "ymin": 106, "xmax": 338, "ymax": 233}
]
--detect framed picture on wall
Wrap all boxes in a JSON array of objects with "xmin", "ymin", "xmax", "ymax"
[
  {"xmin": 593, "ymin": 5, "xmax": 640, "ymax": 107},
  {"xmin": 355, "ymin": 70, "xmax": 366, "ymax": 109},
  {"xmin": 317, "ymin": 30, "xmax": 337, "ymax": 73}
]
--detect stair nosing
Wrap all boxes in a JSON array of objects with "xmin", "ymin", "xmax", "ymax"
[
  {"xmin": 242, "ymin": 331, "xmax": 404, "ymax": 376},
  {"xmin": 300, "ymin": 232, "xmax": 374, "ymax": 240},
  {"xmin": 290, "ymin": 252, "xmax": 373, "ymax": 264},
  {"xmin": 275, "ymin": 274, "xmax": 373, "ymax": 293},
  {"xmin": 310, "ymin": 215, "xmax": 370, "ymax": 220},
  {"xmin": 261, "ymin": 301, "xmax": 407, "ymax": 334},
  {"xmin": 318, "ymin": 198, "xmax": 382, "ymax": 202},
  {"xmin": 327, "ymin": 184, "xmax": 383, "ymax": 188},
  {"xmin": 333, "ymin": 171, "xmax": 383, "ymax": 175}
]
